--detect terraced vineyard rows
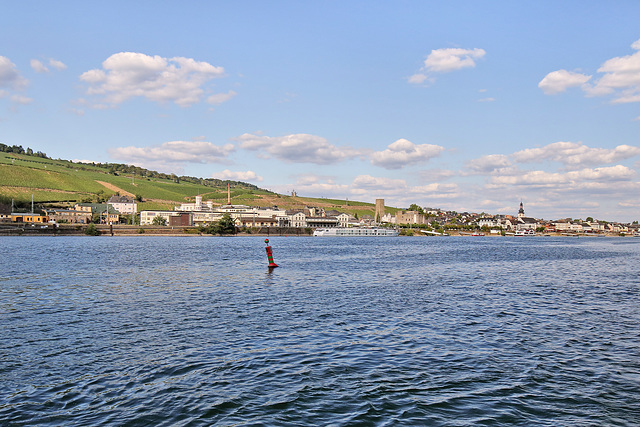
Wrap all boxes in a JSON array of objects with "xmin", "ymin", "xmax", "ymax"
[{"xmin": 0, "ymin": 152, "xmax": 385, "ymax": 217}]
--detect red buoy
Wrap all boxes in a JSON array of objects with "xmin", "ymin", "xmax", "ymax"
[{"xmin": 264, "ymin": 239, "xmax": 278, "ymax": 268}]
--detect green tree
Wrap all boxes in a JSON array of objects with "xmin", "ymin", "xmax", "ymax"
[
  {"xmin": 125, "ymin": 213, "xmax": 139, "ymax": 225},
  {"xmin": 210, "ymin": 212, "xmax": 235, "ymax": 235},
  {"xmin": 85, "ymin": 223, "xmax": 100, "ymax": 236},
  {"xmin": 152, "ymin": 215, "xmax": 167, "ymax": 226},
  {"xmin": 408, "ymin": 204, "xmax": 424, "ymax": 214},
  {"xmin": 94, "ymin": 190, "xmax": 106, "ymax": 203}
]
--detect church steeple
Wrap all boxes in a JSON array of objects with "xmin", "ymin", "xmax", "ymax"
[{"xmin": 518, "ymin": 201, "xmax": 525, "ymax": 218}]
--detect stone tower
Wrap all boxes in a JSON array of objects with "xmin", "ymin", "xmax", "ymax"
[
  {"xmin": 375, "ymin": 199, "xmax": 385, "ymax": 223},
  {"xmin": 518, "ymin": 201, "xmax": 525, "ymax": 218}
]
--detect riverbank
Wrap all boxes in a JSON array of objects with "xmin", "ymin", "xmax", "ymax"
[
  {"xmin": 0, "ymin": 223, "xmax": 314, "ymax": 237},
  {"xmin": 1, "ymin": 223, "xmax": 636, "ymax": 238}
]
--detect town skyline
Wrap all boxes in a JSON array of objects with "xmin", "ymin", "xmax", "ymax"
[
  {"xmin": 0, "ymin": 143, "xmax": 638, "ymax": 227},
  {"xmin": 1, "ymin": 2, "xmax": 639, "ymax": 222}
]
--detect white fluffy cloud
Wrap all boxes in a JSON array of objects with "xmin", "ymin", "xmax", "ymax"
[
  {"xmin": 540, "ymin": 38, "xmax": 640, "ymax": 103},
  {"xmin": 466, "ymin": 154, "xmax": 512, "ymax": 173},
  {"xmin": 409, "ymin": 183, "xmax": 460, "ymax": 199},
  {"xmin": 512, "ymin": 142, "xmax": 640, "ymax": 169},
  {"xmin": 235, "ymin": 133, "xmax": 365, "ymax": 164},
  {"xmin": 352, "ymin": 174, "xmax": 408, "ymax": 191},
  {"xmin": 281, "ymin": 173, "xmax": 461, "ymax": 206},
  {"xmin": 619, "ymin": 201, "xmax": 640, "ymax": 208},
  {"xmin": 207, "ymin": 90, "xmax": 237, "ymax": 105},
  {"xmin": 10, "ymin": 95, "xmax": 33, "ymax": 105},
  {"xmin": 48, "ymin": 59, "xmax": 67, "ymax": 71},
  {"xmin": 0, "ymin": 56, "xmax": 30, "ymax": 107},
  {"xmin": 410, "ymin": 47, "xmax": 485, "ymax": 84},
  {"xmin": 490, "ymin": 165, "xmax": 636, "ymax": 187},
  {"xmin": 584, "ymin": 38, "xmax": 640, "ymax": 103},
  {"xmin": 109, "ymin": 140, "xmax": 235, "ymax": 167},
  {"xmin": 337, "ymin": 175, "xmax": 461, "ymax": 207},
  {"xmin": 370, "ymin": 138, "xmax": 444, "ymax": 169},
  {"xmin": 538, "ymin": 70, "xmax": 591, "ymax": 94},
  {"xmin": 0, "ymin": 56, "xmax": 28, "ymax": 92},
  {"xmin": 211, "ymin": 169, "xmax": 263, "ymax": 182},
  {"xmin": 466, "ymin": 142, "xmax": 640, "ymax": 174},
  {"xmin": 80, "ymin": 52, "xmax": 226, "ymax": 107},
  {"xmin": 419, "ymin": 168, "xmax": 456, "ymax": 182},
  {"xmin": 273, "ymin": 174, "xmax": 349, "ymax": 197},
  {"xmin": 461, "ymin": 142, "xmax": 640, "ymax": 220},
  {"xmin": 30, "ymin": 58, "xmax": 67, "ymax": 74},
  {"xmin": 30, "ymin": 59, "xmax": 48, "ymax": 73}
]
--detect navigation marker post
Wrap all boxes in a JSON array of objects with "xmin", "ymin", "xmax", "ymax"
[{"xmin": 264, "ymin": 239, "xmax": 279, "ymax": 268}]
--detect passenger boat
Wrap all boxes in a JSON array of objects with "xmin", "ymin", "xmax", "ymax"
[
  {"xmin": 313, "ymin": 227, "xmax": 399, "ymax": 237},
  {"xmin": 514, "ymin": 229, "xmax": 536, "ymax": 236}
]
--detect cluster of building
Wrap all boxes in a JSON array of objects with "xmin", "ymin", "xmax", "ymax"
[
  {"xmin": 2, "ymin": 195, "xmax": 638, "ymax": 235},
  {"xmin": 390, "ymin": 202, "xmax": 640, "ymax": 235},
  {"xmin": 0, "ymin": 193, "xmax": 371, "ymax": 229},
  {"xmin": 141, "ymin": 195, "xmax": 357, "ymax": 228},
  {"xmin": 482, "ymin": 202, "xmax": 639, "ymax": 234},
  {"xmin": 390, "ymin": 202, "xmax": 540, "ymax": 232},
  {"xmin": 1, "ymin": 195, "xmax": 134, "ymax": 225}
]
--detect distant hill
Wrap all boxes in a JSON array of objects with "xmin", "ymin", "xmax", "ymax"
[{"xmin": 0, "ymin": 149, "xmax": 386, "ymax": 217}]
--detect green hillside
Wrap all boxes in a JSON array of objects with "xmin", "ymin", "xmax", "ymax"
[
  {"xmin": 0, "ymin": 151, "xmax": 394, "ymax": 217},
  {"xmin": 0, "ymin": 151, "xmax": 267, "ymax": 209}
]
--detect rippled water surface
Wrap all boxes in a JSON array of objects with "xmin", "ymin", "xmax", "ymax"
[{"xmin": 1, "ymin": 236, "xmax": 639, "ymax": 426}]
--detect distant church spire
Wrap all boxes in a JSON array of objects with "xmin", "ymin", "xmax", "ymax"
[{"xmin": 518, "ymin": 201, "xmax": 525, "ymax": 218}]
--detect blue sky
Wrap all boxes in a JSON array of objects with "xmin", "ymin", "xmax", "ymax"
[{"xmin": 1, "ymin": 1, "xmax": 639, "ymax": 222}]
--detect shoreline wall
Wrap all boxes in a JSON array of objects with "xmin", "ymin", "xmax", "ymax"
[{"xmin": 0, "ymin": 223, "xmax": 634, "ymax": 237}]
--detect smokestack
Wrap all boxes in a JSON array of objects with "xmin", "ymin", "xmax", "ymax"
[{"xmin": 227, "ymin": 183, "xmax": 231, "ymax": 205}]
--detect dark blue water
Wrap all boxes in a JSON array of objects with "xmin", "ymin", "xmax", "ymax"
[{"xmin": 1, "ymin": 236, "xmax": 639, "ymax": 426}]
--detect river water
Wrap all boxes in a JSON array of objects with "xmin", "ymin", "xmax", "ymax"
[{"xmin": 1, "ymin": 236, "xmax": 639, "ymax": 426}]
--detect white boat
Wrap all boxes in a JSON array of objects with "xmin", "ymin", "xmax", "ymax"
[
  {"xmin": 421, "ymin": 230, "xmax": 449, "ymax": 236},
  {"xmin": 514, "ymin": 229, "xmax": 536, "ymax": 236},
  {"xmin": 313, "ymin": 227, "xmax": 399, "ymax": 237}
]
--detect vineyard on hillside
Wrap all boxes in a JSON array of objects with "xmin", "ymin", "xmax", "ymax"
[{"xmin": 0, "ymin": 151, "xmax": 385, "ymax": 217}]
